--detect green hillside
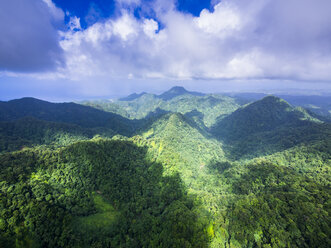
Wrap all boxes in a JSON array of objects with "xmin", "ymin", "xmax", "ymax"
[
  {"xmin": 0, "ymin": 117, "xmax": 115, "ymax": 153},
  {"xmin": 212, "ymin": 96, "xmax": 321, "ymax": 140},
  {"xmin": 79, "ymin": 99, "xmax": 131, "ymax": 118},
  {"xmin": 136, "ymin": 112, "xmax": 226, "ymax": 189},
  {"xmin": 0, "ymin": 97, "xmax": 136, "ymax": 135},
  {"xmin": 229, "ymin": 93, "xmax": 331, "ymax": 120},
  {"xmin": 81, "ymin": 88, "xmax": 240, "ymax": 127},
  {"xmin": 0, "ymin": 91, "xmax": 330, "ymax": 248},
  {"xmin": 224, "ymin": 122, "xmax": 331, "ymax": 159},
  {"xmin": 0, "ymin": 139, "xmax": 209, "ymax": 247},
  {"xmin": 211, "ymin": 96, "xmax": 330, "ymax": 159},
  {"xmin": 158, "ymin": 86, "xmax": 205, "ymax": 100}
]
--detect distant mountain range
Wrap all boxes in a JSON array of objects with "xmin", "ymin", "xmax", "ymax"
[
  {"xmin": 119, "ymin": 86, "xmax": 204, "ymax": 101},
  {"xmin": 1, "ymin": 87, "xmax": 330, "ymax": 157}
]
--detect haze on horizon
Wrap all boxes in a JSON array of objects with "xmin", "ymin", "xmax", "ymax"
[{"xmin": 1, "ymin": 0, "xmax": 331, "ymax": 101}]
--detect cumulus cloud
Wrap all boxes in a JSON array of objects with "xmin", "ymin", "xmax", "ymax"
[
  {"xmin": 68, "ymin": 16, "xmax": 82, "ymax": 31},
  {"xmin": 195, "ymin": 2, "xmax": 241, "ymax": 36},
  {"xmin": 0, "ymin": 0, "xmax": 65, "ymax": 72},
  {"xmin": 2, "ymin": 0, "xmax": 331, "ymax": 84},
  {"xmin": 53, "ymin": 0, "xmax": 331, "ymax": 83},
  {"xmin": 42, "ymin": 0, "xmax": 65, "ymax": 21}
]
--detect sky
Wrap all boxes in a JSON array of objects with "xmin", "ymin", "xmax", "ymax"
[{"xmin": 1, "ymin": 0, "xmax": 331, "ymax": 101}]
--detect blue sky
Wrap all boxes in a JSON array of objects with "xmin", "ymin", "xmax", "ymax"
[
  {"xmin": 1, "ymin": 0, "xmax": 331, "ymax": 101},
  {"xmin": 52, "ymin": 0, "xmax": 212, "ymax": 27}
]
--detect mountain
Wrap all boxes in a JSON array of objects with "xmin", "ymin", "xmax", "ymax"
[
  {"xmin": 79, "ymin": 99, "xmax": 130, "ymax": 118},
  {"xmin": 118, "ymin": 92, "xmax": 147, "ymax": 101},
  {"xmin": 229, "ymin": 93, "xmax": 331, "ymax": 119},
  {"xmin": 0, "ymin": 97, "xmax": 136, "ymax": 135},
  {"xmin": 212, "ymin": 96, "xmax": 321, "ymax": 140},
  {"xmin": 157, "ymin": 86, "xmax": 204, "ymax": 100},
  {"xmin": 211, "ymin": 96, "xmax": 330, "ymax": 159},
  {"xmin": 136, "ymin": 112, "xmax": 226, "ymax": 208},
  {"xmin": 113, "ymin": 93, "xmax": 163, "ymax": 119},
  {"xmin": 85, "ymin": 87, "xmax": 241, "ymax": 127},
  {"xmin": 139, "ymin": 112, "xmax": 224, "ymax": 165}
]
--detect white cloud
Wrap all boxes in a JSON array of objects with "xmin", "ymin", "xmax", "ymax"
[
  {"xmin": 53, "ymin": 0, "xmax": 331, "ymax": 83},
  {"xmin": 0, "ymin": 0, "xmax": 64, "ymax": 72},
  {"xmin": 68, "ymin": 16, "xmax": 81, "ymax": 31},
  {"xmin": 3, "ymin": 0, "xmax": 331, "ymax": 86},
  {"xmin": 194, "ymin": 2, "xmax": 241, "ymax": 37},
  {"xmin": 42, "ymin": 0, "xmax": 64, "ymax": 21},
  {"xmin": 112, "ymin": 12, "xmax": 138, "ymax": 41},
  {"xmin": 143, "ymin": 19, "xmax": 158, "ymax": 38}
]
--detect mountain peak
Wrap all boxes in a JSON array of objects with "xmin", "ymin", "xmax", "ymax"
[
  {"xmin": 248, "ymin": 95, "xmax": 292, "ymax": 113},
  {"xmin": 9, "ymin": 97, "xmax": 49, "ymax": 104},
  {"xmin": 119, "ymin": 92, "xmax": 147, "ymax": 101},
  {"xmin": 260, "ymin": 95, "xmax": 289, "ymax": 104},
  {"xmin": 212, "ymin": 95, "xmax": 320, "ymax": 140},
  {"xmin": 168, "ymin": 86, "xmax": 188, "ymax": 93},
  {"xmin": 158, "ymin": 86, "xmax": 204, "ymax": 100}
]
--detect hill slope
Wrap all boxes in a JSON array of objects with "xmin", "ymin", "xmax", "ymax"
[
  {"xmin": 158, "ymin": 86, "xmax": 204, "ymax": 100},
  {"xmin": 0, "ymin": 139, "xmax": 209, "ymax": 247},
  {"xmin": 119, "ymin": 92, "xmax": 147, "ymax": 101},
  {"xmin": 0, "ymin": 117, "xmax": 115, "ymax": 153},
  {"xmin": 86, "ymin": 88, "xmax": 240, "ymax": 127},
  {"xmin": 212, "ymin": 96, "xmax": 321, "ymax": 139},
  {"xmin": 139, "ymin": 112, "xmax": 225, "ymax": 167},
  {"xmin": 211, "ymin": 96, "xmax": 330, "ymax": 158},
  {"xmin": 0, "ymin": 97, "xmax": 136, "ymax": 135}
]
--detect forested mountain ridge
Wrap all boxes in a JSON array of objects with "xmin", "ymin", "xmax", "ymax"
[
  {"xmin": 212, "ymin": 95, "xmax": 322, "ymax": 140},
  {"xmin": 0, "ymin": 89, "xmax": 330, "ymax": 247},
  {"xmin": 158, "ymin": 86, "xmax": 205, "ymax": 100},
  {"xmin": 118, "ymin": 86, "xmax": 204, "ymax": 102},
  {"xmin": 119, "ymin": 92, "xmax": 147, "ymax": 101},
  {"xmin": 227, "ymin": 93, "xmax": 331, "ymax": 120},
  {"xmin": 0, "ymin": 117, "xmax": 114, "ymax": 153},
  {"xmin": 136, "ymin": 112, "xmax": 225, "ymax": 180},
  {"xmin": 0, "ymin": 97, "xmax": 136, "ymax": 135},
  {"xmin": 81, "ymin": 87, "xmax": 331, "ymax": 129},
  {"xmin": 211, "ymin": 95, "xmax": 330, "ymax": 159},
  {"xmin": 82, "ymin": 89, "xmax": 241, "ymax": 127}
]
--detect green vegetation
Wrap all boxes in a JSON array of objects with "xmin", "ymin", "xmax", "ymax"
[
  {"xmin": 0, "ymin": 140, "xmax": 209, "ymax": 247},
  {"xmin": 80, "ymin": 87, "xmax": 240, "ymax": 127},
  {"xmin": 0, "ymin": 117, "xmax": 115, "ymax": 153},
  {"xmin": 0, "ymin": 88, "xmax": 330, "ymax": 247},
  {"xmin": 225, "ymin": 160, "xmax": 330, "ymax": 248},
  {"xmin": 71, "ymin": 192, "xmax": 119, "ymax": 246},
  {"xmin": 0, "ymin": 97, "xmax": 137, "ymax": 135},
  {"xmin": 211, "ymin": 96, "xmax": 330, "ymax": 159},
  {"xmin": 211, "ymin": 96, "xmax": 321, "ymax": 140}
]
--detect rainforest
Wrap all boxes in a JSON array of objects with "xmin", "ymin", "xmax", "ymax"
[{"xmin": 0, "ymin": 87, "xmax": 330, "ymax": 248}]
